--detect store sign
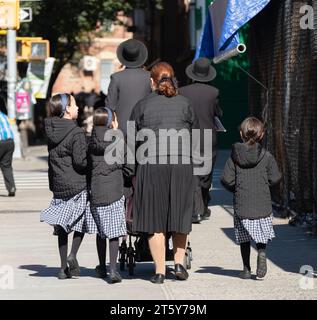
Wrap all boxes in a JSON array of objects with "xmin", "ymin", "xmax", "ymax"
[
  {"xmin": 26, "ymin": 57, "xmax": 55, "ymax": 99},
  {"xmin": 16, "ymin": 91, "xmax": 31, "ymax": 120}
]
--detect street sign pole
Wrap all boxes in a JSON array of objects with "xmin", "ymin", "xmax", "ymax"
[{"xmin": 7, "ymin": 29, "xmax": 22, "ymax": 158}]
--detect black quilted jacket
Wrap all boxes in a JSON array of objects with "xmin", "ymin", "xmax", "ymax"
[
  {"xmin": 45, "ymin": 117, "xmax": 87, "ymax": 199},
  {"xmin": 221, "ymin": 142, "xmax": 282, "ymax": 219},
  {"xmin": 88, "ymin": 126, "xmax": 134, "ymax": 206}
]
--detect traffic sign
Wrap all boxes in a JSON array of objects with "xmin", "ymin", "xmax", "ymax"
[
  {"xmin": 16, "ymin": 37, "xmax": 49, "ymax": 61},
  {"xmin": 0, "ymin": 0, "xmax": 20, "ymax": 30},
  {"xmin": 20, "ymin": 7, "xmax": 32, "ymax": 22}
]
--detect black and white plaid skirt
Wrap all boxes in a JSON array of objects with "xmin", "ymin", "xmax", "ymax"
[
  {"xmin": 234, "ymin": 214, "xmax": 275, "ymax": 244},
  {"xmin": 91, "ymin": 196, "xmax": 127, "ymax": 239},
  {"xmin": 40, "ymin": 189, "xmax": 98, "ymax": 234}
]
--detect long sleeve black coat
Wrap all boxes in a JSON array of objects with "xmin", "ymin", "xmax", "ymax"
[
  {"xmin": 45, "ymin": 117, "xmax": 87, "ymax": 199},
  {"xmin": 88, "ymin": 126, "xmax": 134, "ymax": 206},
  {"xmin": 221, "ymin": 142, "xmax": 282, "ymax": 219},
  {"xmin": 105, "ymin": 68, "xmax": 152, "ymax": 135},
  {"xmin": 179, "ymin": 83, "xmax": 222, "ymax": 158}
]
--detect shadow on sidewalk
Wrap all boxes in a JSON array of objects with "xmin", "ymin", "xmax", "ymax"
[
  {"xmin": 18, "ymin": 263, "xmax": 176, "ymax": 282},
  {"xmin": 19, "ymin": 265, "xmax": 96, "ymax": 278},
  {"xmin": 209, "ymin": 189, "xmax": 233, "ymax": 207},
  {"xmin": 195, "ymin": 266, "xmax": 241, "ymax": 278}
]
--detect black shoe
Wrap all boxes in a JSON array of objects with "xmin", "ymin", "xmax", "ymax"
[
  {"xmin": 109, "ymin": 270, "xmax": 122, "ymax": 283},
  {"xmin": 150, "ymin": 273, "xmax": 165, "ymax": 284},
  {"xmin": 174, "ymin": 264, "xmax": 189, "ymax": 280},
  {"xmin": 8, "ymin": 188, "xmax": 16, "ymax": 197},
  {"xmin": 192, "ymin": 214, "xmax": 202, "ymax": 224},
  {"xmin": 95, "ymin": 265, "xmax": 107, "ymax": 278},
  {"xmin": 58, "ymin": 267, "xmax": 72, "ymax": 279},
  {"xmin": 53, "ymin": 225, "xmax": 61, "ymax": 236},
  {"xmin": 202, "ymin": 208, "xmax": 211, "ymax": 220},
  {"xmin": 239, "ymin": 267, "xmax": 251, "ymax": 279},
  {"xmin": 256, "ymin": 250, "xmax": 267, "ymax": 278},
  {"xmin": 67, "ymin": 255, "xmax": 80, "ymax": 277}
]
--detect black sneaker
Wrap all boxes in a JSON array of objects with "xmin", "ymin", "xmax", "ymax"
[
  {"xmin": 95, "ymin": 265, "xmax": 107, "ymax": 278},
  {"xmin": 8, "ymin": 188, "xmax": 16, "ymax": 197},
  {"xmin": 202, "ymin": 208, "xmax": 211, "ymax": 220},
  {"xmin": 239, "ymin": 267, "xmax": 251, "ymax": 279},
  {"xmin": 67, "ymin": 255, "xmax": 80, "ymax": 277},
  {"xmin": 256, "ymin": 250, "xmax": 267, "ymax": 278},
  {"xmin": 58, "ymin": 267, "xmax": 72, "ymax": 279},
  {"xmin": 192, "ymin": 214, "xmax": 202, "ymax": 224},
  {"xmin": 109, "ymin": 270, "xmax": 122, "ymax": 284}
]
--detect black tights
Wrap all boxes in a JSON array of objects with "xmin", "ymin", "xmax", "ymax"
[
  {"xmin": 57, "ymin": 227, "xmax": 84, "ymax": 270},
  {"xmin": 96, "ymin": 235, "xmax": 119, "ymax": 272},
  {"xmin": 240, "ymin": 242, "xmax": 267, "ymax": 271}
]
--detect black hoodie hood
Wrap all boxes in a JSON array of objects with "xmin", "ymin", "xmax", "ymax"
[
  {"xmin": 231, "ymin": 142, "xmax": 266, "ymax": 168},
  {"xmin": 45, "ymin": 117, "xmax": 77, "ymax": 146},
  {"xmin": 90, "ymin": 126, "xmax": 123, "ymax": 154}
]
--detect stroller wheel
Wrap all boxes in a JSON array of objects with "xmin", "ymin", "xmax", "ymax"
[
  {"xmin": 185, "ymin": 246, "xmax": 192, "ymax": 270},
  {"xmin": 119, "ymin": 240, "xmax": 127, "ymax": 271},
  {"xmin": 128, "ymin": 261, "xmax": 134, "ymax": 275},
  {"xmin": 128, "ymin": 254, "xmax": 135, "ymax": 275},
  {"xmin": 127, "ymin": 236, "xmax": 135, "ymax": 275},
  {"xmin": 120, "ymin": 257, "xmax": 126, "ymax": 271}
]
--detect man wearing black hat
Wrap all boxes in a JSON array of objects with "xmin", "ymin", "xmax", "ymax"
[
  {"xmin": 105, "ymin": 39, "xmax": 152, "ymax": 135},
  {"xmin": 179, "ymin": 57, "xmax": 222, "ymax": 222}
]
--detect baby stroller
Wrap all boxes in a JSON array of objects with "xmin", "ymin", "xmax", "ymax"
[{"xmin": 119, "ymin": 186, "xmax": 193, "ymax": 276}]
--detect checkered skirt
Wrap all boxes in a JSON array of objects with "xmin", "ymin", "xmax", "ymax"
[
  {"xmin": 91, "ymin": 196, "xmax": 127, "ymax": 239},
  {"xmin": 234, "ymin": 213, "xmax": 275, "ymax": 244},
  {"xmin": 40, "ymin": 189, "xmax": 98, "ymax": 234}
]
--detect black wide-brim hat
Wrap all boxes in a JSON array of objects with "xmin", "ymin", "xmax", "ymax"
[
  {"xmin": 117, "ymin": 39, "xmax": 148, "ymax": 68},
  {"xmin": 185, "ymin": 57, "xmax": 217, "ymax": 82}
]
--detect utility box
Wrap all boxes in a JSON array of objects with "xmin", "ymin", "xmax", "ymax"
[{"xmin": 83, "ymin": 56, "xmax": 98, "ymax": 71}]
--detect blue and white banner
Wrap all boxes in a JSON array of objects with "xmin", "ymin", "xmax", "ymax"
[{"xmin": 195, "ymin": 0, "xmax": 271, "ymax": 60}]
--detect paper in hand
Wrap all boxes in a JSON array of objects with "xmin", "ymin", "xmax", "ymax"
[{"xmin": 214, "ymin": 116, "xmax": 226, "ymax": 132}]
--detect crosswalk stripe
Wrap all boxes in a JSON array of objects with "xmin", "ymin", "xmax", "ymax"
[{"xmin": 0, "ymin": 171, "xmax": 49, "ymax": 190}]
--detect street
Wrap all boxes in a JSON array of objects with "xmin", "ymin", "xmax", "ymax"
[{"xmin": 0, "ymin": 147, "xmax": 317, "ymax": 300}]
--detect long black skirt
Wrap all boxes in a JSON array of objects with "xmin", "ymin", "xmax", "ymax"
[{"xmin": 132, "ymin": 161, "xmax": 195, "ymax": 235}]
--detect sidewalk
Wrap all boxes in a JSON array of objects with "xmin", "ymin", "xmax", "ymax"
[
  {"xmin": 13, "ymin": 145, "xmax": 49, "ymax": 171},
  {"xmin": 0, "ymin": 148, "xmax": 316, "ymax": 299}
]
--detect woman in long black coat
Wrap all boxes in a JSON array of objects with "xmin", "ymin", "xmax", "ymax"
[{"xmin": 130, "ymin": 62, "xmax": 198, "ymax": 284}]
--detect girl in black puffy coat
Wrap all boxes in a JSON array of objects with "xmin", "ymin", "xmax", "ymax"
[
  {"xmin": 89, "ymin": 107, "xmax": 134, "ymax": 283},
  {"xmin": 221, "ymin": 117, "xmax": 281, "ymax": 280},
  {"xmin": 41, "ymin": 93, "xmax": 97, "ymax": 280}
]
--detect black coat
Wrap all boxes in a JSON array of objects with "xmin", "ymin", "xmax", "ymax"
[
  {"xmin": 88, "ymin": 126, "xmax": 134, "ymax": 206},
  {"xmin": 130, "ymin": 92, "xmax": 199, "ymax": 163},
  {"xmin": 221, "ymin": 142, "xmax": 282, "ymax": 219},
  {"xmin": 105, "ymin": 68, "xmax": 152, "ymax": 134},
  {"xmin": 45, "ymin": 117, "xmax": 87, "ymax": 199},
  {"xmin": 179, "ymin": 83, "xmax": 221, "ymax": 156}
]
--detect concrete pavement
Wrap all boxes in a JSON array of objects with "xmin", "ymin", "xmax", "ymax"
[{"xmin": 0, "ymin": 146, "xmax": 317, "ymax": 300}]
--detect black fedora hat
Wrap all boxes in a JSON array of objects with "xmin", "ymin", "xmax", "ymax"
[
  {"xmin": 185, "ymin": 57, "xmax": 217, "ymax": 82},
  {"xmin": 116, "ymin": 39, "xmax": 148, "ymax": 68}
]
